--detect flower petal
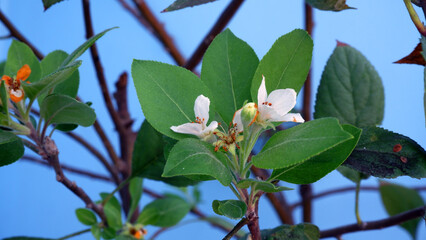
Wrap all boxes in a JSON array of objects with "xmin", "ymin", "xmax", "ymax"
[
  {"xmin": 266, "ymin": 88, "xmax": 297, "ymax": 116},
  {"xmin": 10, "ymin": 89, "xmax": 24, "ymax": 103},
  {"xmin": 16, "ymin": 64, "xmax": 31, "ymax": 81},
  {"xmin": 202, "ymin": 121, "xmax": 219, "ymax": 135},
  {"xmin": 276, "ymin": 113, "xmax": 305, "ymax": 123},
  {"xmin": 257, "ymin": 75, "xmax": 268, "ymax": 106},
  {"xmin": 194, "ymin": 95, "xmax": 210, "ymax": 124},
  {"xmin": 171, "ymin": 122, "xmax": 202, "ymax": 137},
  {"xmin": 232, "ymin": 108, "xmax": 244, "ymax": 132},
  {"xmin": 1, "ymin": 75, "xmax": 12, "ymax": 86}
]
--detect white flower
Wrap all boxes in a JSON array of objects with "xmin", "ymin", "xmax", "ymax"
[
  {"xmin": 233, "ymin": 76, "xmax": 304, "ymax": 130},
  {"xmin": 171, "ymin": 95, "xmax": 218, "ymax": 142}
]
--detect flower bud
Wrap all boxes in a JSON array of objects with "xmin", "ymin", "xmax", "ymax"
[{"xmin": 241, "ymin": 102, "xmax": 258, "ymax": 128}]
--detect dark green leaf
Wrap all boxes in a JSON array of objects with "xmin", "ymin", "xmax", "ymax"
[
  {"xmin": 380, "ymin": 182, "xmax": 424, "ymax": 239},
  {"xmin": 42, "ymin": 0, "xmax": 65, "ymax": 10},
  {"xmin": 132, "ymin": 60, "xmax": 212, "ymax": 140},
  {"xmin": 251, "ymin": 29, "xmax": 313, "ymax": 101},
  {"xmin": 75, "ymin": 208, "xmax": 97, "ymax": 226},
  {"xmin": 100, "ymin": 193, "xmax": 122, "ymax": 230},
  {"xmin": 132, "ymin": 120, "xmax": 198, "ymax": 186},
  {"xmin": 0, "ymin": 130, "xmax": 24, "ymax": 167},
  {"xmin": 0, "ymin": 81, "xmax": 9, "ymax": 119},
  {"xmin": 0, "ymin": 61, "xmax": 5, "ymax": 75},
  {"xmin": 61, "ymin": 27, "xmax": 117, "ymax": 67},
  {"xmin": 237, "ymin": 179, "xmax": 293, "ymax": 193},
  {"xmin": 137, "ymin": 196, "xmax": 191, "ymax": 227},
  {"xmin": 343, "ymin": 127, "xmax": 426, "ymax": 178},
  {"xmin": 128, "ymin": 177, "xmax": 143, "ymax": 218},
  {"xmin": 314, "ymin": 45, "xmax": 384, "ymax": 127},
  {"xmin": 252, "ymin": 118, "xmax": 353, "ymax": 170},
  {"xmin": 163, "ymin": 138, "xmax": 233, "ymax": 186},
  {"xmin": 201, "ymin": 29, "xmax": 259, "ymax": 123},
  {"xmin": 306, "ymin": 0, "xmax": 355, "ymax": 11},
  {"xmin": 54, "ymin": 123, "xmax": 78, "ymax": 132},
  {"xmin": 212, "ymin": 200, "xmax": 247, "ymax": 219},
  {"xmin": 40, "ymin": 94, "xmax": 96, "ymax": 127},
  {"xmin": 4, "ymin": 40, "xmax": 41, "ymax": 84},
  {"xmin": 101, "ymin": 227, "xmax": 116, "ymax": 239},
  {"xmin": 162, "ymin": 0, "xmax": 218, "ymax": 12},
  {"xmin": 271, "ymin": 124, "xmax": 361, "ymax": 184},
  {"xmin": 239, "ymin": 223, "xmax": 320, "ymax": 240},
  {"xmin": 91, "ymin": 225, "xmax": 101, "ymax": 240},
  {"xmin": 23, "ymin": 60, "xmax": 81, "ymax": 101}
]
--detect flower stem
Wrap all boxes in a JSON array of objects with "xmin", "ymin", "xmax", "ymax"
[
  {"xmin": 355, "ymin": 180, "xmax": 362, "ymax": 225},
  {"xmin": 404, "ymin": 0, "xmax": 426, "ymax": 36}
]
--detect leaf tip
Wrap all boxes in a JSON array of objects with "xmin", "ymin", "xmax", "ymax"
[{"xmin": 336, "ymin": 40, "xmax": 349, "ymax": 47}]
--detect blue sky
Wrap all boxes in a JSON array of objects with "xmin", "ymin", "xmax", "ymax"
[{"xmin": 0, "ymin": 1, "xmax": 425, "ymax": 240}]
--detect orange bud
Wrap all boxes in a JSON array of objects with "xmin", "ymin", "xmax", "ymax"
[{"xmin": 16, "ymin": 64, "xmax": 31, "ymax": 81}]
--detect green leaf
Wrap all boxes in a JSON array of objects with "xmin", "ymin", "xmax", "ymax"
[
  {"xmin": 252, "ymin": 118, "xmax": 353, "ymax": 170},
  {"xmin": 61, "ymin": 27, "xmax": 117, "ymax": 67},
  {"xmin": 132, "ymin": 120, "xmax": 198, "ymax": 186},
  {"xmin": 132, "ymin": 60, "xmax": 213, "ymax": 140},
  {"xmin": 54, "ymin": 123, "xmax": 78, "ymax": 132},
  {"xmin": 236, "ymin": 179, "xmax": 293, "ymax": 193},
  {"xmin": 343, "ymin": 126, "xmax": 426, "ymax": 179},
  {"xmin": 271, "ymin": 124, "xmax": 362, "ymax": 184},
  {"xmin": 0, "ymin": 81, "xmax": 9, "ymax": 119},
  {"xmin": 100, "ymin": 227, "xmax": 116, "ymax": 239},
  {"xmin": 0, "ymin": 61, "xmax": 5, "ymax": 75},
  {"xmin": 212, "ymin": 200, "xmax": 247, "ymax": 219},
  {"xmin": 91, "ymin": 225, "xmax": 101, "ymax": 240},
  {"xmin": 40, "ymin": 94, "xmax": 96, "ymax": 127},
  {"xmin": 251, "ymin": 29, "xmax": 313, "ymax": 101},
  {"xmin": 201, "ymin": 29, "xmax": 259, "ymax": 123},
  {"xmin": 239, "ymin": 223, "xmax": 320, "ymax": 240},
  {"xmin": 337, "ymin": 165, "xmax": 369, "ymax": 183},
  {"xmin": 314, "ymin": 45, "xmax": 384, "ymax": 127},
  {"xmin": 3, "ymin": 238, "xmax": 54, "ymax": 240},
  {"xmin": 380, "ymin": 182, "xmax": 425, "ymax": 239},
  {"xmin": 306, "ymin": 0, "xmax": 355, "ymax": 11},
  {"xmin": 4, "ymin": 40, "xmax": 41, "ymax": 84},
  {"xmin": 42, "ymin": 0, "xmax": 65, "ymax": 10},
  {"xmin": 163, "ymin": 138, "xmax": 233, "ymax": 186},
  {"xmin": 100, "ymin": 193, "xmax": 122, "ymax": 230},
  {"xmin": 137, "ymin": 196, "xmax": 191, "ymax": 227},
  {"xmin": 128, "ymin": 177, "xmax": 143, "ymax": 218},
  {"xmin": 75, "ymin": 208, "xmax": 97, "ymax": 226},
  {"xmin": 23, "ymin": 60, "xmax": 81, "ymax": 101},
  {"xmin": 39, "ymin": 50, "xmax": 80, "ymax": 104},
  {"xmin": 0, "ymin": 130, "xmax": 24, "ymax": 167},
  {"xmin": 162, "ymin": 0, "xmax": 218, "ymax": 12}
]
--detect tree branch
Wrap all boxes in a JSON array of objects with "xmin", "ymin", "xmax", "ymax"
[
  {"xmin": 183, "ymin": 0, "xmax": 245, "ymax": 71},
  {"xmin": 223, "ymin": 218, "xmax": 248, "ymax": 240},
  {"xmin": 320, "ymin": 206, "xmax": 426, "ymax": 238},
  {"xmin": 132, "ymin": 0, "xmax": 186, "ymax": 66},
  {"xmin": 22, "ymin": 155, "xmax": 113, "ymax": 182},
  {"xmin": 0, "ymin": 10, "xmax": 44, "ymax": 59}
]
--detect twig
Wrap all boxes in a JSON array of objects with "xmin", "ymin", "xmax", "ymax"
[
  {"xmin": 117, "ymin": 0, "xmax": 151, "ymax": 30},
  {"xmin": 21, "ymin": 155, "xmax": 113, "ymax": 182},
  {"xmin": 320, "ymin": 206, "xmax": 426, "ymax": 238},
  {"xmin": 150, "ymin": 227, "xmax": 169, "ymax": 240},
  {"xmin": 132, "ymin": 0, "xmax": 186, "ymax": 66},
  {"xmin": 0, "ymin": 34, "xmax": 11, "ymax": 39},
  {"xmin": 56, "ymin": 228, "xmax": 91, "ymax": 240},
  {"xmin": 183, "ymin": 0, "xmax": 245, "ymax": 71},
  {"xmin": 222, "ymin": 218, "xmax": 248, "ymax": 240},
  {"xmin": 0, "ymin": 10, "xmax": 44, "ymax": 59},
  {"xmin": 92, "ymin": 120, "xmax": 122, "ymax": 170},
  {"xmin": 300, "ymin": 184, "xmax": 313, "ymax": 223}
]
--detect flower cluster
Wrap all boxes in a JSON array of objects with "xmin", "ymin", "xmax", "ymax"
[{"xmin": 1, "ymin": 64, "xmax": 31, "ymax": 103}]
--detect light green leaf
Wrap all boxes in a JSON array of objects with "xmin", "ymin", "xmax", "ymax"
[
  {"xmin": 236, "ymin": 179, "xmax": 293, "ymax": 193},
  {"xmin": 306, "ymin": 0, "xmax": 355, "ymax": 11},
  {"xmin": 91, "ymin": 225, "xmax": 101, "ymax": 240},
  {"xmin": 380, "ymin": 182, "xmax": 425, "ymax": 239},
  {"xmin": 61, "ymin": 27, "xmax": 117, "ymax": 67},
  {"xmin": 163, "ymin": 138, "xmax": 233, "ymax": 186},
  {"xmin": 314, "ymin": 45, "xmax": 384, "ymax": 127},
  {"xmin": 337, "ymin": 165, "xmax": 369, "ymax": 183},
  {"xmin": 343, "ymin": 127, "xmax": 426, "ymax": 179},
  {"xmin": 252, "ymin": 118, "xmax": 353, "ymax": 170},
  {"xmin": 0, "ymin": 61, "xmax": 5, "ymax": 75},
  {"xmin": 201, "ymin": 29, "xmax": 259, "ymax": 123},
  {"xmin": 40, "ymin": 94, "xmax": 96, "ymax": 127},
  {"xmin": 271, "ymin": 124, "xmax": 361, "ymax": 184},
  {"xmin": 132, "ymin": 120, "xmax": 198, "ymax": 186},
  {"xmin": 132, "ymin": 60, "xmax": 213, "ymax": 140},
  {"xmin": 0, "ymin": 130, "xmax": 24, "ymax": 167},
  {"xmin": 239, "ymin": 223, "xmax": 320, "ymax": 240},
  {"xmin": 75, "ymin": 208, "xmax": 97, "ymax": 226},
  {"xmin": 137, "ymin": 196, "xmax": 191, "ymax": 227},
  {"xmin": 251, "ymin": 29, "xmax": 313, "ymax": 101},
  {"xmin": 4, "ymin": 40, "xmax": 41, "ymax": 84},
  {"xmin": 42, "ymin": 0, "xmax": 65, "ymax": 10},
  {"xmin": 100, "ymin": 193, "xmax": 122, "ymax": 230},
  {"xmin": 162, "ymin": 0, "xmax": 218, "ymax": 12},
  {"xmin": 128, "ymin": 177, "xmax": 143, "ymax": 218},
  {"xmin": 212, "ymin": 200, "xmax": 247, "ymax": 219},
  {"xmin": 23, "ymin": 60, "xmax": 81, "ymax": 101}
]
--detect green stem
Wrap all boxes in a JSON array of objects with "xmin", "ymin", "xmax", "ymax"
[
  {"xmin": 229, "ymin": 183, "xmax": 243, "ymax": 202},
  {"xmin": 355, "ymin": 180, "xmax": 362, "ymax": 225},
  {"xmin": 56, "ymin": 228, "xmax": 91, "ymax": 240},
  {"xmin": 102, "ymin": 177, "xmax": 131, "ymax": 206},
  {"xmin": 404, "ymin": 0, "xmax": 426, "ymax": 36}
]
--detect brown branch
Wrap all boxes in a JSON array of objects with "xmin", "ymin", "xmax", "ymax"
[
  {"xmin": 117, "ymin": 0, "xmax": 151, "ymax": 30},
  {"xmin": 183, "ymin": 0, "xmax": 245, "ymax": 71},
  {"xmin": 223, "ymin": 218, "xmax": 248, "ymax": 240},
  {"xmin": 0, "ymin": 10, "xmax": 44, "ymax": 59},
  {"xmin": 320, "ymin": 206, "xmax": 426, "ymax": 238},
  {"xmin": 132, "ymin": 0, "xmax": 186, "ymax": 66},
  {"xmin": 22, "ymin": 155, "xmax": 113, "ymax": 182},
  {"xmin": 300, "ymin": 184, "xmax": 313, "ymax": 223},
  {"xmin": 39, "ymin": 137, "xmax": 108, "ymax": 224}
]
